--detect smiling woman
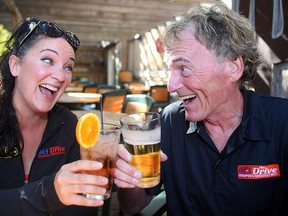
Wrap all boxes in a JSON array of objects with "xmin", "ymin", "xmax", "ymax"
[{"xmin": 0, "ymin": 17, "xmax": 104, "ymax": 216}]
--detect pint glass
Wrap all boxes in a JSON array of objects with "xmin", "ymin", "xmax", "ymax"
[{"xmin": 120, "ymin": 112, "xmax": 161, "ymax": 188}]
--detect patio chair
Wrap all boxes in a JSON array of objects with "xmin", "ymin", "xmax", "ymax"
[
  {"xmin": 100, "ymin": 89, "xmax": 127, "ymax": 113},
  {"xmin": 140, "ymin": 190, "xmax": 167, "ymax": 216},
  {"xmin": 150, "ymin": 85, "xmax": 170, "ymax": 112},
  {"xmin": 119, "ymin": 71, "xmax": 133, "ymax": 83},
  {"xmin": 83, "ymin": 84, "xmax": 98, "ymax": 93},
  {"xmin": 122, "ymin": 94, "xmax": 155, "ymax": 114},
  {"xmin": 128, "ymin": 81, "xmax": 147, "ymax": 94},
  {"xmin": 97, "ymin": 84, "xmax": 118, "ymax": 94}
]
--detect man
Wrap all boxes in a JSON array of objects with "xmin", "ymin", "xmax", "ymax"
[{"xmin": 114, "ymin": 2, "xmax": 288, "ymax": 215}]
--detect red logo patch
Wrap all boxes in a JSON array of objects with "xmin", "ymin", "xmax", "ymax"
[{"xmin": 238, "ymin": 164, "xmax": 280, "ymax": 179}]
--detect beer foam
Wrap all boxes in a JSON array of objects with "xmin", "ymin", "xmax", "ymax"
[{"xmin": 122, "ymin": 127, "xmax": 160, "ymax": 145}]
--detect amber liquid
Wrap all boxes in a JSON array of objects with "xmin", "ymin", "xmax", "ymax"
[
  {"xmin": 84, "ymin": 157, "xmax": 115, "ymax": 190},
  {"xmin": 80, "ymin": 147, "xmax": 116, "ymax": 200},
  {"xmin": 125, "ymin": 142, "xmax": 160, "ymax": 188}
]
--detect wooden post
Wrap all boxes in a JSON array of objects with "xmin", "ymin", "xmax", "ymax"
[{"xmin": 3, "ymin": 0, "xmax": 22, "ymax": 28}]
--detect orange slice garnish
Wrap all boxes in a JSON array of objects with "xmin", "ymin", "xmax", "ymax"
[{"xmin": 76, "ymin": 113, "xmax": 101, "ymax": 149}]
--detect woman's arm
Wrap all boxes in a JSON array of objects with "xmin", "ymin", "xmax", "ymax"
[
  {"xmin": 0, "ymin": 174, "xmax": 62, "ymax": 216},
  {"xmin": 0, "ymin": 160, "xmax": 108, "ymax": 216}
]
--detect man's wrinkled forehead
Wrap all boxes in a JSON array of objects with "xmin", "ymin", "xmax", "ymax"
[
  {"xmin": 163, "ymin": 31, "xmax": 199, "ymax": 66},
  {"xmin": 163, "ymin": 53, "xmax": 189, "ymax": 67}
]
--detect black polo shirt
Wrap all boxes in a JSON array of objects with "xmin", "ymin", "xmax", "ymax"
[{"xmin": 149, "ymin": 88, "xmax": 288, "ymax": 215}]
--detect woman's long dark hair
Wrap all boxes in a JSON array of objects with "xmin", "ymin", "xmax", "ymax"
[{"xmin": 0, "ymin": 18, "xmax": 44, "ymax": 157}]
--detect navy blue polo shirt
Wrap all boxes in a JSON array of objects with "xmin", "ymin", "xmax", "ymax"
[{"xmin": 148, "ymin": 88, "xmax": 288, "ymax": 215}]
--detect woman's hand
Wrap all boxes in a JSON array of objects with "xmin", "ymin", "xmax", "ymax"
[{"xmin": 54, "ymin": 160, "xmax": 108, "ymax": 207}]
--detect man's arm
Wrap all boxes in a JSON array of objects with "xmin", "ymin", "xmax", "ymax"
[{"xmin": 117, "ymin": 187, "xmax": 153, "ymax": 215}]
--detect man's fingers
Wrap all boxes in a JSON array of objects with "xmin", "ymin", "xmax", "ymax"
[
  {"xmin": 160, "ymin": 150, "xmax": 168, "ymax": 162},
  {"xmin": 117, "ymin": 145, "xmax": 132, "ymax": 162}
]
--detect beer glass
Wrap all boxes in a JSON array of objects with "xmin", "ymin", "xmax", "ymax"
[
  {"xmin": 80, "ymin": 123, "xmax": 121, "ymax": 200},
  {"xmin": 120, "ymin": 112, "xmax": 161, "ymax": 188}
]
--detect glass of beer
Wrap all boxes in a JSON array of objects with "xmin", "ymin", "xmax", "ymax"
[
  {"xmin": 80, "ymin": 123, "xmax": 121, "ymax": 200},
  {"xmin": 120, "ymin": 112, "xmax": 161, "ymax": 188}
]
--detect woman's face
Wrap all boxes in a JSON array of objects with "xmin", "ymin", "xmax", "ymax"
[{"xmin": 10, "ymin": 36, "xmax": 75, "ymax": 114}]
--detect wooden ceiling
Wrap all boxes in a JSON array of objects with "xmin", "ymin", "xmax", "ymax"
[{"xmin": 0, "ymin": 0, "xmax": 215, "ymax": 47}]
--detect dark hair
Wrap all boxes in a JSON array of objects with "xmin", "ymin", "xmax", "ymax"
[
  {"xmin": 0, "ymin": 17, "xmax": 76, "ymax": 157},
  {"xmin": 162, "ymin": 2, "xmax": 262, "ymax": 83}
]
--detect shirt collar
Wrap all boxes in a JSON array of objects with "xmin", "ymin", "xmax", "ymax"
[
  {"xmin": 185, "ymin": 86, "xmax": 270, "ymax": 141},
  {"xmin": 240, "ymin": 87, "xmax": 270, "ymax": 141},
  {"xmin": 186, "ymin": 121, "xmax": 197, "ymax": 134}
]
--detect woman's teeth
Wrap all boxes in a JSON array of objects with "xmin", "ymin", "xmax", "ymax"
[{"xmin": 40, "ymin": 84, "xmax": 58, "ymax": 92}]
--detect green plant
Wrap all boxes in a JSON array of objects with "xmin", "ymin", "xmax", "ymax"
[{"xmin": 0, "ymin": 25, "xmax": 11, "ymax": 56}]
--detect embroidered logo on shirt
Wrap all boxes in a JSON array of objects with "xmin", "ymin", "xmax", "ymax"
[
  {"xmin": 238, "ymin": 164, "xmax": 280, "ymax": 179},
  {"xmin": 37, "ymin": 146, "xmax": 66, "ymax": 158}
]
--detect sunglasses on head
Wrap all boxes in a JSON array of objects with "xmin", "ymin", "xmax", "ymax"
[{"xmin": 17, "ymin": 20, "xmax": 80, "ymax": 52}]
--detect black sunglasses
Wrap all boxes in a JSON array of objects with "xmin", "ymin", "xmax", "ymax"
[{"xmin": 17, "ymin": 20, "xmax": 80, "ymax": 52}]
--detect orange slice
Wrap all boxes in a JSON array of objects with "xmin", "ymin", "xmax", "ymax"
[{"xmin": 76, "ymin": 113, "xmax": 101, "ymax": 148}]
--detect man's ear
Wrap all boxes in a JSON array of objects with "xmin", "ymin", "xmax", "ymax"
[
  {"xmin": 228, "ymin": 56, "xmax": 244, "ymax": 82},
  {"xmin": 8, "ymin": 55, "xmax": 21, "ymax": 77}
]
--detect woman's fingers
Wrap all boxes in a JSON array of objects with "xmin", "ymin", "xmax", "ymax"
[
  {"xmin": 57, "ymin": 183, "xmax": 106, "ymax": 198},
  {"xmin": 60, "ymin": 193, "xmax": 104, "ymax": 207},
  {"xmin": 54, "ymin": 160, "xmax": 109, "ymax": 206},
  {"xmin": 61, "ymin": 160, "xmax": 103, "ymax": 172}
]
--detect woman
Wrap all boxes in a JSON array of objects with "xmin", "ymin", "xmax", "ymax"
[{"xmin": 0, "ymin": 17, "xmax": 106, "ymax": 215}]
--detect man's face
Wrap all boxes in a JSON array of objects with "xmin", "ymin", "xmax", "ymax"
[{"xmin": 165, "ymin": 28, "xmax": 235, "ymax": 122}]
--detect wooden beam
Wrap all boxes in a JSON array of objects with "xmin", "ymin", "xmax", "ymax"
[{"xmin": 3, "ymin": 0, "xmax": 22, "ymax": 27}]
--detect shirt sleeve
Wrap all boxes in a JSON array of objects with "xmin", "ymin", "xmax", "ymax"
[{"xmin": 0, "ymin": 173, "xmax": 65, "ymax": 216}]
